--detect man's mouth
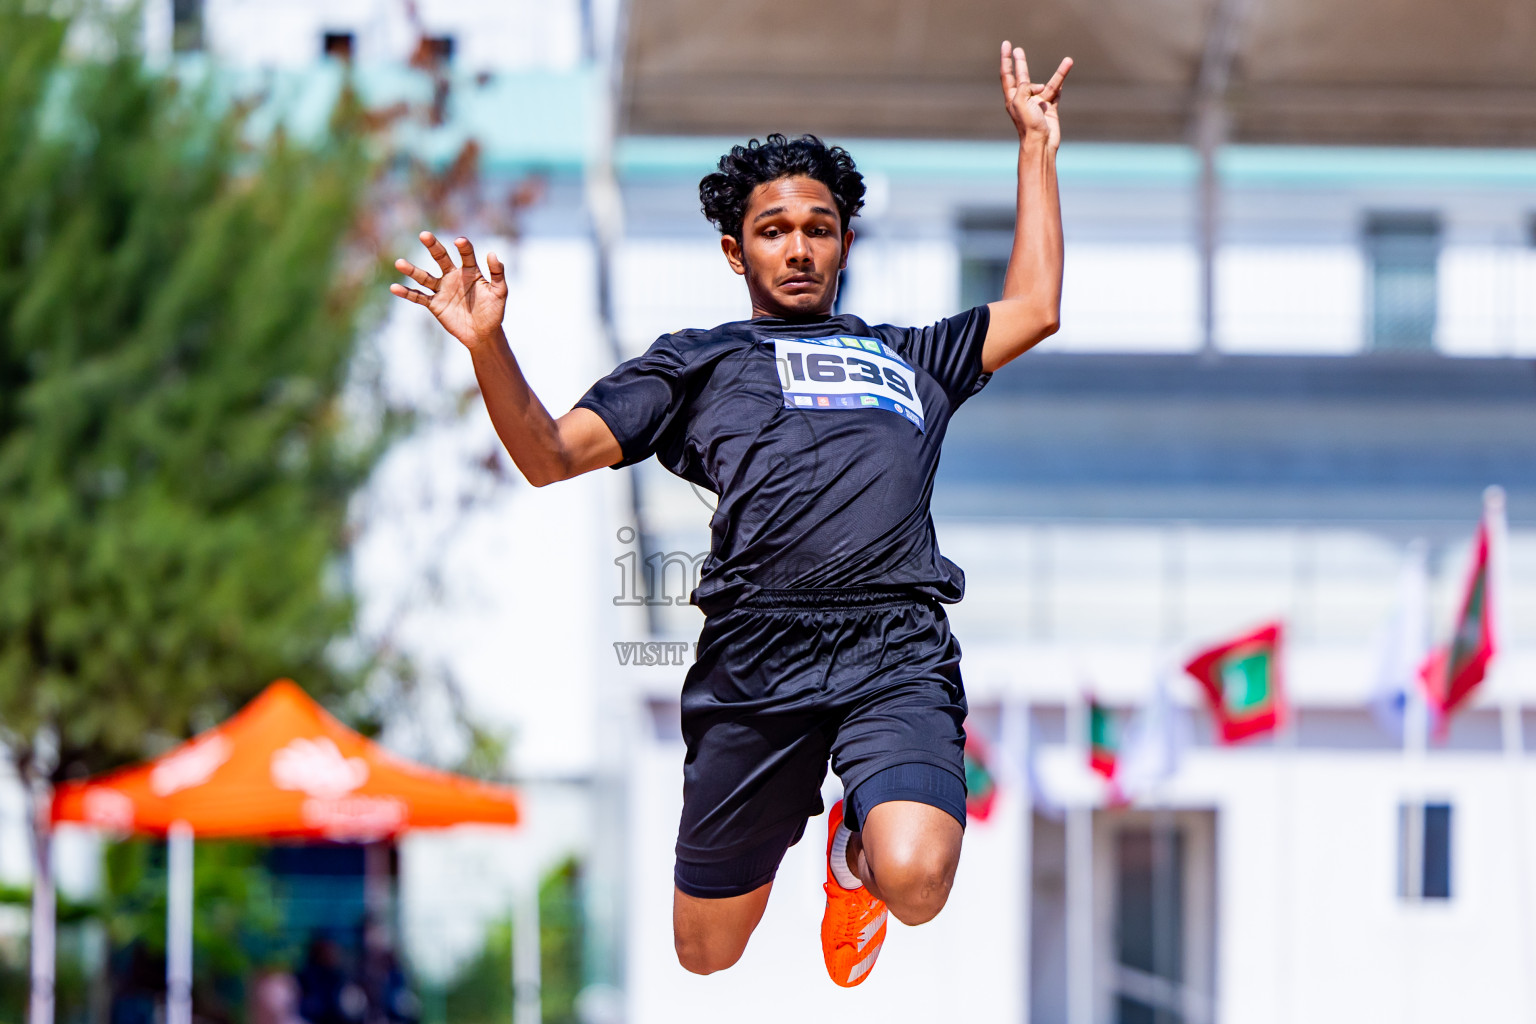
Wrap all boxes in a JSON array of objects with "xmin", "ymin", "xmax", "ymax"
[{"xmin": 780, "ymin": 275, "xmax": 820, "ymax": 290}]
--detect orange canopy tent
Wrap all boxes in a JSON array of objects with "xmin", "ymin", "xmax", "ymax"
[
  {"xmin": 52, "ymin": 678, "xmax": 521, "ymax": 839},
  {"xmin": 43, "ymin": 680, "xmax": 522, "ymax": 1024}
]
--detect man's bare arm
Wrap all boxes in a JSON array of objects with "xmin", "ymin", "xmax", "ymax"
[
  {"xmin": 464, "ymin": 328, "xmax": 620, "ymax": 486},
  {"xmin": 391, "ymin": 232, "xmax": 621, "ymax": 486},
  {"xmin": 982, "ymin": 43, "xmax": 1072, "ymax": 374}
]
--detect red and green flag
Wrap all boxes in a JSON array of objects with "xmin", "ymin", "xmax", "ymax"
[
  {"xmin": 1185, "ymin": 621, "xmax": 1285, "ymax": 744},
  {"xmin": 963, "ymin": 733, "xmax": 999, "ymax": 823},
  {"xmin": 1088, "ymin": 698, "xmax": 1120, "ymax": 781},
  {"xmin": 1419, "ymin": 516, "xmax": 1496, "ymax": 723}
]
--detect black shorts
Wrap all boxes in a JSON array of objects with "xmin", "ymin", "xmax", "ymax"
[{"xmin": 673, "ymin": 587, "xmax": 969, "ymax": 899}]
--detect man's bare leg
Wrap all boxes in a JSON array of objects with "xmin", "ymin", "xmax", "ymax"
[
  {"xmin": 673, "ymin": 882, "xmax": 773, "ymax": 975},
  {"xmin": 845, "ymin": 800, "xmax": 963, "ymax": 925}
]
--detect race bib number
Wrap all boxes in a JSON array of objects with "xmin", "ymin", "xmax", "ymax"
[{"xmin": 772, "ymin": 336, "xmax": 926, "ymax": 432}]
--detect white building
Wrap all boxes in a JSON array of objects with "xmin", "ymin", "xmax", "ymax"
[
  {"xmin": 46, "ymin": 0, "xmax": 1536, "ymax": 1019},
  {"xmin": 614, "ymin": 140, "xmax": 1536, "ymax": 1024}
]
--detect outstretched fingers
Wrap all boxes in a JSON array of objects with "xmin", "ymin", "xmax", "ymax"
[
  {"xmin": 1013, "ymin": 44, "xmax": 1032, "ymax": 92},
  {"xmin": 395, "ymin": 231, "xmax": 505, "ymax": 311},
  {"xmin": 1040, "ymin": 57, "xmax": 1074, "ymax": 103},
  {"xmin": 1002, "ymin": 41, "xmax": 1072, "ymax": 102},
  {"xmin": 389, "ymin": 282, "xmax": 433, "ymax": 306},
  {"xmin": 420, "ymin": 231, "xmax": 456, "ymax": 274},
  {"xmin": 454, "ymin": 237, "xmax": 483, "ymax": 280},
  {"xmin": 394, "ymin": 258, "xmax": 438, "ymax": 291}
]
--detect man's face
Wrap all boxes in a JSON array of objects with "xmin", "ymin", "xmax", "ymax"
[{"xmin": 722, "ymin": 175, "xmax": 853, "ymax": 318}]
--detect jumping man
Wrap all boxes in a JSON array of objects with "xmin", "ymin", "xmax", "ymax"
[{"xmin": 391, "ymin": 42, "xmax": 1071, "ymax": 986}]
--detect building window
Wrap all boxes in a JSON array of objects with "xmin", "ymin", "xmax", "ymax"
[
  {"xmin": 1399, "ymin": 801, "xmax": 1452, "ymax": 900},
  {"xmin": 1029, "ymin": 808, "xmax": 1216, "ymax": 1024},
  {"xmin": 1115, "ymin": 825, "xmax": 1186, "ymax": 1019},
  {"xmin": 171, "ymin": 0, "xmax": 203, "ymax": 52},
  {"xmin": 322, "ymin": 32, "xmax": 355, "ymax": 61},
  {"xmin": 1366, "ymin": 212, "xmax": 1440, "ymax": 351},
  {"xmin": 958, "ymin": 211, "xmax": 1013, "ymax": 311}
]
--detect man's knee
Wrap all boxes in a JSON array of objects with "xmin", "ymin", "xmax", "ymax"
[
  {"xmin": 671, "ymin": 883, "xmax": 770, "ymax": 975},
  {"xmin": 878, "ymin": 848, "xmax": 956, "ymax": 925},
  {"xmin": 854, "ymin": 776, "xmax": 958, "ymax": 927},
  {"xmin": 674, "ymin": 930, "xmax": 747, "ymax": 975}
]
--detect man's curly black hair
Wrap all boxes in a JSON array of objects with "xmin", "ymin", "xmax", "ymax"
[{"xmin": 699, "ymin": 134, "xmax": 866, "ymax": 242}]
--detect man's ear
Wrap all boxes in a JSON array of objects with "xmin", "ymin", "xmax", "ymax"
[
  {"xmin": 721, "ymin": 234, "xmax": 747, "ymax": 277},
  {"xmin": 839, "ymin": 228, "xmax": 855, "ymax": 271}
]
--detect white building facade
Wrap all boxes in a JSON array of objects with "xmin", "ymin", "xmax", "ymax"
[{"xmin": 607, "ymin": 105, "xmax": 1536, "ymax": 1024}]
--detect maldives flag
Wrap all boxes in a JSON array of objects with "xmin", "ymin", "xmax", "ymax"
[
  {"xmin": 1185, "ymin": 622, "xmax": 1285, "ymax": 744},
  {"xmin": 963, "ymin": 733, "xmax": 999, "ymax": 823},
  {"xmin": 1088, "ymin": 698, "xmax": 1120, "ymax": 781},
  {"xmin": 1420, "ymin": 514, "xmax": 1496, "ymax": 721}
]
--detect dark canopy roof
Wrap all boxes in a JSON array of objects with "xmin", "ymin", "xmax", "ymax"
[{"xmin": 620, "ymin": 0, "xmax": 1536, "ymax": 146}]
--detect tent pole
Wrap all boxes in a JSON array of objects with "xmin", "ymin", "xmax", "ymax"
[
  {"xmin": 167, "ymin": 821, "xmax": 194, "ymax": 1024},
  {"xmin": 364, "ymin": 841, "xmax": 391, "ymax": 1024},
  {"xmin": 27, "ymin": 781, "xmax": 54, "ymax": 1024},
  {"xmin": 513, "ymin": 877, "xmax": 541, "ymax": 1024}
]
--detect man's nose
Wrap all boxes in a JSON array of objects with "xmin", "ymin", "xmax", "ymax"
[{"xmin": 787, "ymin": 231, "xmax": 812, "ymax": 262}]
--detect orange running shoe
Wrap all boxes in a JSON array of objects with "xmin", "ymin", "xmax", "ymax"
[{"xmin": 821, "ymin": 800, "xmax": 889, "ymax": 987}]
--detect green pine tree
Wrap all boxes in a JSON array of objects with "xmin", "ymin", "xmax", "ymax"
[
  {"xmin": 0, "ymin": 1, "xmax": 380, "ymax": 784},
  {"xmin": 0, "ymin": 2, "xmax": 395, "ymax": 1012}
]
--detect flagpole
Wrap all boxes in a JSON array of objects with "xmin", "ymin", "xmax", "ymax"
[
  {"xmin": 1260, "ymin": 617, "xmax": 1298, "ymax": 1024},
  {"xmin": 1002, "ymin": 695, "xmax": 1034, "ymax": 1022},
  {"xmin": 1399, "ymin": 540, "xmax": 1429, "ymax": 1024},
  {"xmin": 1403, "ymin": 539, "xmax": 1429, "ymax": 904},
  {"xmin": 1488, "ymin": 486, "xmax": 1510, "ymax": 670},
  {"xmin": 1401, "ymin": 540, "xmax": 1429, "ymax": 901},
  {"xmin": 1486, "ymin": 487, "xmax": 1536, "ymax": 1023},
  {"xmin": 1274, "ymin": 703, "xmax": 1297, "ymax": 1024},
  {"xmin": 1066, "ymin": 691, "xmax": 1094, "ymax": 1024},
  {"xmin": 1499, "ymin": 693, "xmax": 1534, "ymax": 1024}
]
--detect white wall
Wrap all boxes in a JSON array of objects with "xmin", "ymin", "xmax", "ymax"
[
  {"xmin": 1024, "ymin": 743, "xmax": 1536, "ymax": 1024},
  {"xmin": 625, "ymin": 705, "xmax": 1027, "ymax": 1024},
  {"xmin": 353, "ymin": 236, "xmax": 628, "ymax": 779},
  {"xmin": 361, "ymin": 234, "xmax": 645, "ymax": 980}
]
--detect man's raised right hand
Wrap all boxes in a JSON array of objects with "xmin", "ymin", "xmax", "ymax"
[{"xmin": 390, "ymin": 231, "xmax": 508, "ymax": 349}]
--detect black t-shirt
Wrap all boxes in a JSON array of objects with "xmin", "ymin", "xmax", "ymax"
[{"xmin": 575, "ymin": 308, "xmax": 992, "ymax": 614}]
